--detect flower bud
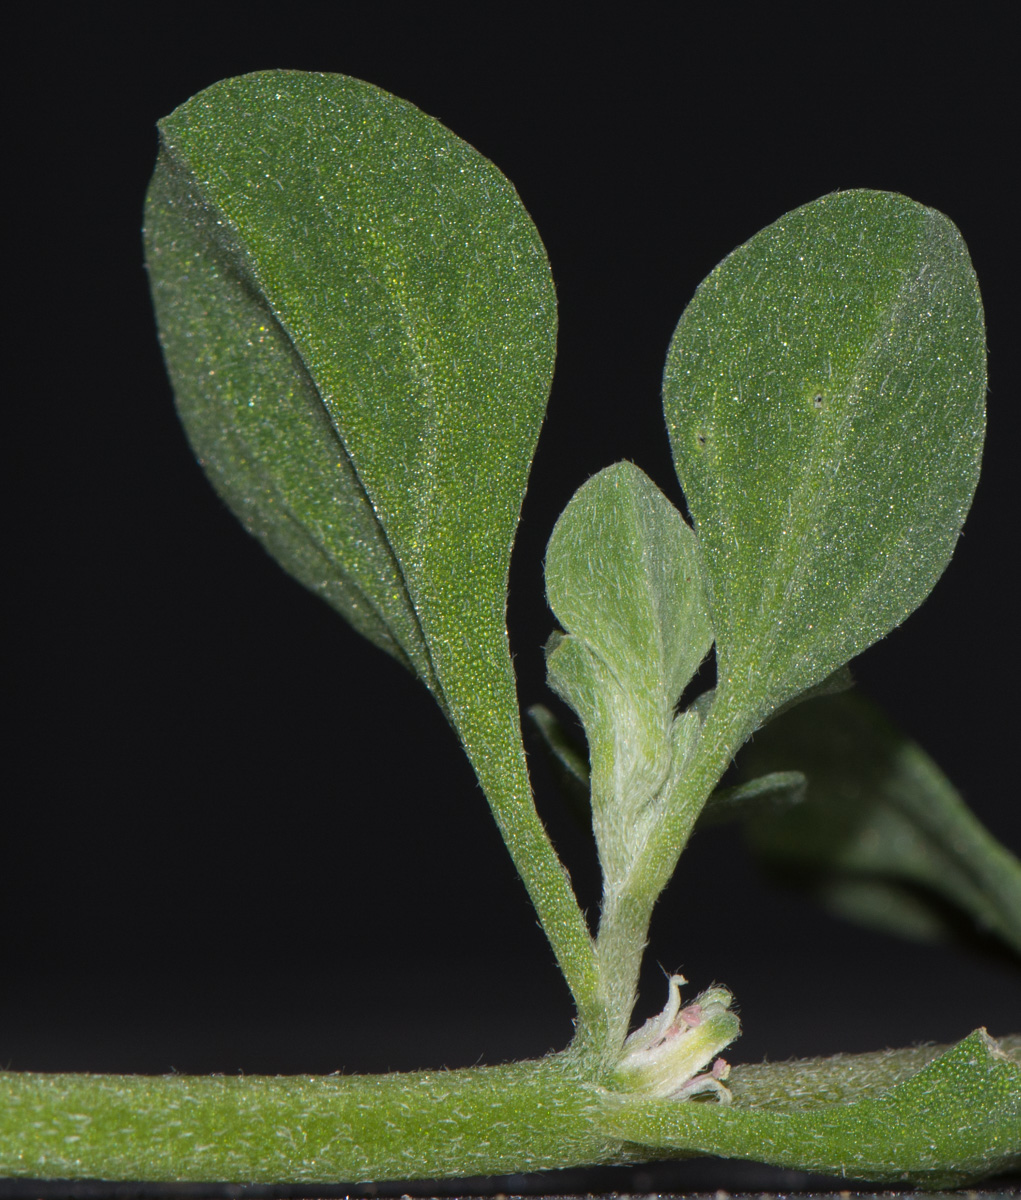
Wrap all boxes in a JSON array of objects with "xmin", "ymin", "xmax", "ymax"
[{"xmin": 613, "ymin": 975, "xmax": 740, "ymax": 1102}]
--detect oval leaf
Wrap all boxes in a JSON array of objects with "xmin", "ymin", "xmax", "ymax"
[
  {"xmin": 663, "ymin": 191, "xmax": 986, "ymax": 726},
  {"xmin": 145, "ymin": 70, "xmax": 597, "ymax": 1007},
  {"xmin": 147, "ymin": 69, "xmax": 554, "ymax": 727}
]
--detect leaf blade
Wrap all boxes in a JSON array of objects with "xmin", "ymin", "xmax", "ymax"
[
  {"xmin": 546, "ymin": 462, "xmax": 713, "ymax": 713},
  {"xmin": 151, "ymin": 69, "xmax": 554, "ymax": 719},
  {"xmin": 145, "ymin": 147, "xmax": 437, "ymax": 687},
  {"xmin": 145, "ymin": 70, "xmax": 598, "ymax": 1012},
  {"xmin": 543, "ymin": 464, "xmax": 713, "ymax": 885},
  {"xmin": 664, "ymin": 190, "xmax": 986, "ymax": 727},
  {"xmin": 736, "ymin": 691, "xmax": 1021, "ymax": 958}
]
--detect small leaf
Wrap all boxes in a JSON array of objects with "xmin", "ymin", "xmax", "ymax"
[
  {"xmin": 527, "ymin": 703, "xmax": 592, "ymax": 829},
  {"xmin": 697, "ymin": 771, "xmax": 806, "ymax": 828},
  {"xmin": 546, "ymin": 462, "xmax": 712, "ymax": 713},
  {"xmin": 736, "ymin": 692, "xmax": 1021, "ymax": 959},
  {"xmin": 664, "ymin": 191, "xmax": 986, "ymax": 730},
  {"xmin": 543, "ymin": 463, "xmax": 712, "ymax": 883},
  {"xmin": 145, "ymin": 70, "xmax": 597, "ymax": 1010},
  {"xmin": 601, "ymin": 1029, "xmax": 1021, "ymax": 1186}
]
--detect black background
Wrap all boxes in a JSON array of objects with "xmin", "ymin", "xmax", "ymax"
[{"xmin": 6, "ymin": 2, "xmax": 1019, "ymax": 1115}]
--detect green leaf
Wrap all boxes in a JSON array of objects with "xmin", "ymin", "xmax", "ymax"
[
  {"xmin": 663, "ymin": 190, "xmax": 986, "ymax": 732},
  {"xmin": 697, "ymin": 770, "xmax": 806, "ymax": 828},
  {"xmin": 601, "ymin": 1029, "xmax": 1021, "ymax": 1186},
  {"xmin": 527, "ymin": 702, "xmax": 592, "ymax": 829},
  {"xmin": 540, "ymin": 463, "xmax": 714, "ymax": 1044},
  {"xmin": 144, "ymin": 70, "xmax": 597, "ymax": 1013},
  {"xmin": 546, "ymin": 462, "xmax": 712, "ymax": 715},
  {"xmin": 765, "ymin": 664, "xmax": 854, "ymax": 723},
  {"xmin": 735, "ymin": 692, "xmax": 1021, "ymax": 958},
  {"xmin": 543, "ymin": 463, "xmax": 713, "ymax": 886},
  {"xmin": 694, "ymin": 670, "xmax": 849, "ymax": 828}
]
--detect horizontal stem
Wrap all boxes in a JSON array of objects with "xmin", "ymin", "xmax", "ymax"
[
  {"xmin": 600, "ymin": 1031, "xmax": 1021, "ymax": 1187},
  {"xmin": 0, "ymin": 1056, "xmax": 616, "ymax": 1183},
  {"xmin": 4, "ymin": 1035, "xmax": 1017, "ymax": 1184}
]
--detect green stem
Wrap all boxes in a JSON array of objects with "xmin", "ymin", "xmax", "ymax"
[
  {"xmin": 5, "ymin": 1036, "xmax": 1016, "ymax": 1185},
  {"xmin": 0, "ymin": 1057, "xmax": 615, "ymax": 1183},
  {"xmin": 592, "ymin": 888, "xmax": 657, "ymax": 1068},
  {"xmin": 600, "ymin": 1031, "xmax": 1021, "ymax": 1188},
  {"xmin": 588, "ymin": 692, "xmax": 754, "ymax": 1063},
  {"xmin": 606, "ymin": 690, "xmax": 750, "ymax": 960}
]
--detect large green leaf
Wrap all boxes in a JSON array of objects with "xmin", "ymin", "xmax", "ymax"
[
  {"xmin": 144, "ymin": 70, "xmax": 596, "ymax": 1008},
  {"xmin": 663, "ymin": 190, "xmax": 986, "ymax": 731},
  {"xmin": 736, "ymin": 692, "xmax": 1021, "ymax": 958}
]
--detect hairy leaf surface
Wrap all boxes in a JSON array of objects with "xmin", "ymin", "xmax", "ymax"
[
  {"xmin": 543, "ymin": 463, "xmax": 712, "ymax": 885},
  {"xmin": 546, "ymin": 462, "xmax": 712, "ymax": 712},
  {"xmin": 144, "ymin": 69, "xmax": 597, "ymax": 1006},
  {"xmin": 664, "ymin": 190, "xmax": 986, "ymax": 729}
]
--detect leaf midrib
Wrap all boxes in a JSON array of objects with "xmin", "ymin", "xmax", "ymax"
[
  {"xmin": 722, "ymin": 258, "xmax": 925, "ymax": 709},
  {"xmin": 164, "ymin": 135, "xmax": 450, "ymax": 710}
]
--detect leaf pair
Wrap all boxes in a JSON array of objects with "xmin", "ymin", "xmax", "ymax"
[
  {"xmin": 542, "ymin": 192, "xmax": 986, "ymax": 902},
  {"xmin": 148, "ymin": 68, "xmax": 991, "ymax": 1034}
]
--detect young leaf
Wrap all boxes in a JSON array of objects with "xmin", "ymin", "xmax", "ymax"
[
  {"xmin": 697, "ymin": 770, "xmax": 806, "ymax": 827},
  {"xmin": 541, "ymin": 463, "xmax": 714, "ymax": 1041},
  {"xmin": 664, "ymin": 191, "xmax": 986, "ymax": 733},
  {"xmin": 546, "ymin": 462, "xmax": 712, "ymax": 716},
  {"xmin": 543, "ymin": 463, "xmax": 713, "ymax": 885},
  {"xmin": 736, "ymin": 692, "xmax": 1021, "ymax": 958},
  {"xmin": 144, "ymin": 70, "xmax": 597, "ymax": 1011}
]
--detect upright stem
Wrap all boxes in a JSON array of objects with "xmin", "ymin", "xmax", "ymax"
[
  {"xmin": 589, "ymin": 688, "xmax": 755, "ymax": 1061},
  {"xmin": 640, "ymin": 689, "xmax": 754, "ymax": 903},
  {"xmin": 592, "ymin": 888, "xmax": 657, "ymax": 1069}
]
